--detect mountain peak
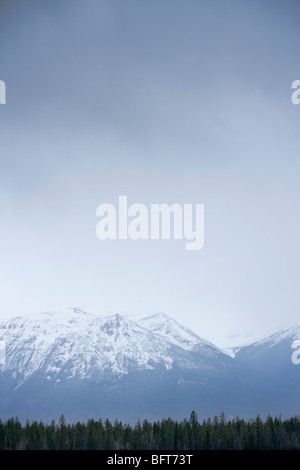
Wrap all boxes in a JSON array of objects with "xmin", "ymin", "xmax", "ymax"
[
  {"xmin": 136, "ymin": 312, "xmax": 214, "ymax": 352},
  {"xmin": 249, "ymin": 324, "xmax": 300, "ymax": 349},
  {"xmin": 71, "ymin": 307, "xmax": 91, "ymax": 315}
]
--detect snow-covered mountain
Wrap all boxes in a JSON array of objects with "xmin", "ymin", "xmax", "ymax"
[
  {"xmin": 233, "ymin": 324, "xmax": 300, "ymax": 386},
  {"xmin": 0, "ymin": 309, "xmax": 231, "ymax": 387},
  {"xmin": 0, "ymin": 309, "xmax": 298, "ymax": 423}
]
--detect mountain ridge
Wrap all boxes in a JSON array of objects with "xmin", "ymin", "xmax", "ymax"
[{"xmin": 0, "ymin": 308, "xmax": 299, "ymax": 423}]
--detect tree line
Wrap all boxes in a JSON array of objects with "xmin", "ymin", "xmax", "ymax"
[{"xmin": 0, "ymin": 411, "xmax": 299, "ymax": 450}]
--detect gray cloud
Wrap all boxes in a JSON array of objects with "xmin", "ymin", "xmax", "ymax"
[{"xmin": 0, "ymin": 0, "xmax": 299, "ymax": 347}]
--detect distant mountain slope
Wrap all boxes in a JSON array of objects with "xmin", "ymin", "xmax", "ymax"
[{"xmin": 233, "ymin": 325, "xmax": 300, "ymax": 386}]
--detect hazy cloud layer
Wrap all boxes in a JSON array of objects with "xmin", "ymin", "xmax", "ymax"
[{"xmin": 0, "ymin": 0, "xmax": 299, "ymax": 347}]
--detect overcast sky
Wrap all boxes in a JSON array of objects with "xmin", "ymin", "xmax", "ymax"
[{"xmin": 0, "ymin": 0, "xmax": 299, "ymax": 348}]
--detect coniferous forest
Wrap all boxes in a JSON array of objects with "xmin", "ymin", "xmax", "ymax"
[{"xmin": 0, "ymin": 412, "xmax": 299, "ymax": 450}]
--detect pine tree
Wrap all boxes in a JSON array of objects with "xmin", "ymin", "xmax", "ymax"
[
  {"xmin": 113, "ymin": 419, "xmax": 125, "ymax": 450},
  {"xmin": 45, "ymin": 420, "xmax": 57, "ymax": 450},
  {"xmin": 141, "ymin": 419, "xmax": 153, "ymax": 450},
  {"xmin": 87, "ymin": 419, "xmax": 99, "ymax": 450},
  {"xmin": 104, "ymin": 418, "xmax": 114, "ymax": 450},
  {"xmin": 133, "ymin": 419, "xmax": 143, "ymax": 449},
  {"xmin": 57, "ymin": 414, "xmax": 69, "ymax": 450},
  {"xmin": 204, "ymin": 418, "xmax": 213, "ymax": 450},
  {"xmin": 189, "ymin": 411, "xmax": 199, "ymax": 450}
]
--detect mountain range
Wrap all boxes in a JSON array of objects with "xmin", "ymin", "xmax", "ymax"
[{"xmin": 0, "ymin": 308, "xmax": 299, "ymax": 424}]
